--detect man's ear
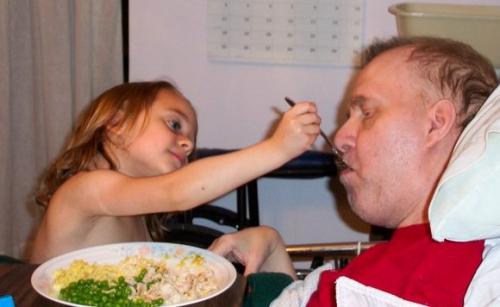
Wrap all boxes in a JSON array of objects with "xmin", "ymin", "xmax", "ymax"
[{"xmin": 426, "ymin": 99, "xmax": 457, "ymax": 146}]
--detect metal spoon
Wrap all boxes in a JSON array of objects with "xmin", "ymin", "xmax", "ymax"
[{"xmin": 284, "ymin": 97, "xmax": 349, "ymax": 171}]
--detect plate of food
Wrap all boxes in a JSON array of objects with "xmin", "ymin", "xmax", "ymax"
[{"xmin": 31, "ymin": 242, "xmax": 237, "ymax": 306}]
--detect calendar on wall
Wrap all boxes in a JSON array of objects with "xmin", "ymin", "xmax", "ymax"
[{"xmin": 207, "ymin": 0, "xmax": 365, "ymax": 67}]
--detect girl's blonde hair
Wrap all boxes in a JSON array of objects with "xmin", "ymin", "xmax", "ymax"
[{"xmin": 35, "ymin": 80, "xmax": 196, "ymax": 208}]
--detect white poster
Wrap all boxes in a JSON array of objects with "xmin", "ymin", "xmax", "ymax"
[{"xmin": 208, "ymin": 0, "xmax": 364, "ymax": 66}]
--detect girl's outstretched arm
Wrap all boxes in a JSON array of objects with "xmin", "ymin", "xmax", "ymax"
[{"xmin": 63, "ymin": 102, "xmax": 321, "ymax": 216}]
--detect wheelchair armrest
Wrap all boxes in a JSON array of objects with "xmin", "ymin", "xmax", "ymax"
[
  {"xmin": 191, "ymin": 205, "xmax": 240, "ymax": 228},
  {"xmin": 158, "ymin": 223, "xmax": 225, "ymax": 248}
]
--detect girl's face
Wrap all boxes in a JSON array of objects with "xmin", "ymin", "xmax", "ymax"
[{"xmin": 112, "ymin": 90, "xmax": 197, "ymax": 177}]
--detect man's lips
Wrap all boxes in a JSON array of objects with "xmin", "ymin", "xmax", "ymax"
[{"xmin": 336, "ymin": 159, "xmax": 352, "ymax": 174}]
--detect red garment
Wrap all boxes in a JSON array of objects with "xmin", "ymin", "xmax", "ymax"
[{"xmin": 307, "ymin": 224, "xmax": 484, "ymax": 307}]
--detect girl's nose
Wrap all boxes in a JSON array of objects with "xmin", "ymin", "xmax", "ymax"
[{"xmin": 178, "ymin": 135, "xmax": 194, "ymax": 156}]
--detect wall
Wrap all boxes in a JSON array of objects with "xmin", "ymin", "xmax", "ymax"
[{"xmin": 129, "ymin": 0, "xmax": 500, "ymax": 245}]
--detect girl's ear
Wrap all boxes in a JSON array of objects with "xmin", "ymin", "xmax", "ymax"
[
  {"xmin": 106, "ymin": 110, "xmax": 126, "ymax": 134},
  {"xmin": 105, "ymin": 110, "xmax": 128, "ymax": 146},
  {"xmin": 426, "ymin": 99, "xmax": 457, "ymax": 147}
]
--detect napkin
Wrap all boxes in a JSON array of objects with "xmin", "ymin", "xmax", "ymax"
[
  {"xmin": 336, "ymin": 276, "xmax": 427, "ymax": 306},
  {"xmin": 429, "ymin": 85, "xmax": 500, "ymax": 242}
]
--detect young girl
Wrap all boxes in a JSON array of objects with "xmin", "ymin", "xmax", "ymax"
[{"xmin": 30, "ymin": 80, "xmax": 321, "ymax": 263}]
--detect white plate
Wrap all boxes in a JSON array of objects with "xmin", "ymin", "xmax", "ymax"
[{"xmin": 31, "ymin": 242, "xmax": 237, "ymax": 307}]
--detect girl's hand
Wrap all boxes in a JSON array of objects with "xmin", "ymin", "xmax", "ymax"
[
  {"xmin": 271, "ymin": 102, "xmax": 321, "ymax": 160},
  {"xmin": 209, "ymin": 226, "xmax": 296, "ymax": 278}
]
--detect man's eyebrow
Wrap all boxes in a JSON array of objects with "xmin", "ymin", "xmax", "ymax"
[{"xmin": 350, "ymin": 95, "xmax": 367, "ymax": 108}]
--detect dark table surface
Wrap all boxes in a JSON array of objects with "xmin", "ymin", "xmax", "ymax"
[{"xmin": 0, "ymin": 263, "xmax": 246, "ymax": 307}]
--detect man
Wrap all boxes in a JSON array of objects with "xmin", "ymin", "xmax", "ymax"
[{"xmin": 210, "ymin": 36, "xmax": 499, "ymax": 306}]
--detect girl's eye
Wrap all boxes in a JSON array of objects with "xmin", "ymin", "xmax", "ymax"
[{"xmin": 167, "ymin": 119, "xmax": 182, "ymax": 132}]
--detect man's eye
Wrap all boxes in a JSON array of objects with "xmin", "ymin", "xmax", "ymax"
[
  {"xmin": 362, "ymin": 109, "xmax": 373, "ymax": 118},
  {"xmin": 167, "ymin": 120, "xmax": 182, "ymax": 132}
]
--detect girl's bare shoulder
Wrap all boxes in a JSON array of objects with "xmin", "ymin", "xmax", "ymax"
[{"xmin": 49, "ymin": 169, "xmax": 126, "ymax": 213}]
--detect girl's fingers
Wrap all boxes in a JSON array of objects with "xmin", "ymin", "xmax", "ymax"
[
  {"xmin": 208, "ymin": 236, "xmax": 234, "ymax": 256},
  {"xmin": 289, "ymin": 101, "xmax": 317, "ymax": 115},
  {"xmin": 302, "ymin": 124, "xmax": 321, "ymax": 135},
  {"xmin": 296, "ymin": 113, "xmax": 321, "ymax": 125}
]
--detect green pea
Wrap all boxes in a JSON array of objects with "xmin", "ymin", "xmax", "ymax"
[
  {"xmin": 134, "ymin": 268, "xmax": 148, "ymax": 283},
  {"xmin": 59, "ymin": 276, "xmax": 170, "ymax": 307}
]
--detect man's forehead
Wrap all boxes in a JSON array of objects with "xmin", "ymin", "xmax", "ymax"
[
  {"xmin": 366, "ymin": 47, "xmax": 413, "ymax": 70},
  {"xmin": 356, "ymin": 47, "xmax": 418, "ymax": 83},
  {"xmin": 346, "ymin": 52, "xmax": 423, "ymax": 110}
]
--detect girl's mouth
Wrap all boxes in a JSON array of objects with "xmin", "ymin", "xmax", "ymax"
[{"xmin": 169, "ymin": 151, "xmax": 186, "ymax": 167}]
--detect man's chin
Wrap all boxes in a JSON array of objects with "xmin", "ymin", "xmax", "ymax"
[{"xmin": 350, "ymin": 202, "xmax": 383, "ymax": 226}]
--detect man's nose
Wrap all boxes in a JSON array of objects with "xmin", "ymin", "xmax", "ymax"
[{"xmin": 333, "ymin": 121, "xmax": 355, "ymax": 155}]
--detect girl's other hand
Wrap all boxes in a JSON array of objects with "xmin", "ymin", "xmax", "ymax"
[{"xmin": 209, "ymin": 226, "xmax": 295, "ymax": 278}]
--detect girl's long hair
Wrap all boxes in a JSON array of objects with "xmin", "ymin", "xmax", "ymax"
[{"xmin": 35, "ymin": 81, "xmax": 193, "ymax": 209}]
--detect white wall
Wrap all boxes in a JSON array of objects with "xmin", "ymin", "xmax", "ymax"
[{"xmin": 129, "ymin": 0, "xmax": 500, "ymax": 245}]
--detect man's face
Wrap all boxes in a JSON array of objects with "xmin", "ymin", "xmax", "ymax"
[{"xmin": 334, "ymin": 48, "xmax": 433, "ymax": 228}]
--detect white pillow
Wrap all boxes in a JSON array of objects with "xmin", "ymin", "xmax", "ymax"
[{"xmin": 429, "ymin": 85, "xmax": 500, "ymax": 242}]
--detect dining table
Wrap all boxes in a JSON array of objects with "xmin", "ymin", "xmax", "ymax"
[{"xmin": 0, "ymin": 263, "xmax": 247, "ymax": 307}]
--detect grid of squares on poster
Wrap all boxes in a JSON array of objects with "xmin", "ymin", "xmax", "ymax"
[{"xmin": 207, "ymin": 0, "xmax": 364, "ymax": 66}]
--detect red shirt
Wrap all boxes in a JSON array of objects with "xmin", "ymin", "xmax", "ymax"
[{"xmin": 307, "ymin": 224, "xmax": 484, "ymax": 307}]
